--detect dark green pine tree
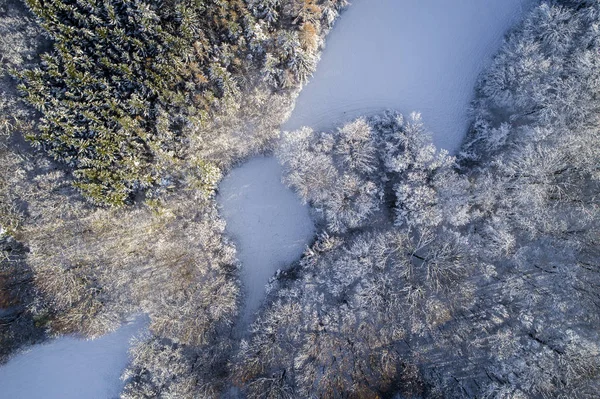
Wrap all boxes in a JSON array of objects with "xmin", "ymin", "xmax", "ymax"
[{"xmin": 16, "ymin": 0, "xmax": 252, "ymax": 206}]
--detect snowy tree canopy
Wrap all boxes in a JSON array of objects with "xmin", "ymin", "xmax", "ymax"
[{"xmin": 278, "ymin": 111, "xmax": 470, "ymax": 235}]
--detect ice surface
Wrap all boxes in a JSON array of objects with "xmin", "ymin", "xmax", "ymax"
[
  {"xmin": 284, "ymin": 0, "xmax": 535, "ymax": 153},
  {"xmin": 0, "ymin": 318, "xmax": 145, "ymax": 399},
  {"xmin": 217, "ymin": 157, "xmax": 315, "ymax": 322}
]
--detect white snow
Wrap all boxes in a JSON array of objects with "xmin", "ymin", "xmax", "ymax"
[
  {"xmin": 0, "ymin": 318, "xmax": 145, "ymax": 399},
  {"xmin": 284, "ymin": 0, "xmax": 535, "ymax": 153},
  {"xmin": 217, "ymin": 157, "xmax": 315, "ymax": 322}
]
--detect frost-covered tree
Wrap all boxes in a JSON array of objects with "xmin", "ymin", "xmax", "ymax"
[
  {"xmin": 278, "ymin": 112, "xmax": 470, "ymax": 235},
  {"xmin": 237, "ymin": 110, "xmax": 477, "ymax": 397},
  {"xmin": 10, "ymin": 0, "xmax": 346, "ymax": 207},
  {"xmin": 122, "ymin": 334, "xmax": 235, "ymax": 398},
  {"xmin": 25, "ymin": 197, "xmax": 239, "ymax": 341},
  {"xmin": 0, "ymin": 0, "xmax": 349, "ymax": 389},
  {"xmin": 0, "ymin": 0, "xmax": 49, "ymax": 363},
  {"xmin": 238, "ymin": 3, "xmax": 600, "ymax": 391},
  {"xmin": 232, "ymin": 226, "xmax": 475, "ymax": 398},
  {"xmin": 448, "ymin": 1, "xmax": 600, "ymax": 396},
  {"xmin": 373, "ymin": 112, "xmax": 471, "ymax": 229},
  {"xmin": 278, "ymin": 118, "xmax": 384, "ymax": 234},
  {"xmin": 0, "ymin": 235, "xmax": 46, "ymax": 364}
]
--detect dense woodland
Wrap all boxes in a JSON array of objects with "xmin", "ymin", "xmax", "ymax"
[{"xmin": 1, "ymin": 0, "xmax": 599, "ymax": 398}]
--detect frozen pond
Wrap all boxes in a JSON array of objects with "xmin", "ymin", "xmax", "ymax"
[
  {"xmin": 284, "ymin": 0, "xmax": 535, "ymax": 153},
  {"xmin": 0, "ymin": 318, "xmax": 145, "ymax": 399},
  {"xmin": 217, "ymin": 157, "xmax": 315, "ymax": 322}
]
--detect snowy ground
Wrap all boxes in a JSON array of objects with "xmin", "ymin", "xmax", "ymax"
[
  {"xmin": 0, "ymin": 318, "xmax": 145, "ymax": 399},
  {"xmin": 284, "ymin": 0, "xmax": 535, "ymax": 153},
  {"xmin": 217, "ymin": 157, "xmax": 315, "ymax": 323}
]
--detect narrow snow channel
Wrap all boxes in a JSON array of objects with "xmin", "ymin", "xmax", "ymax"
[
  {"xmin": 0, "ymin": 318, "xmax": 145, "ymax": 399},
  {"xmin": 284, "ymin": 0, "xmax": 535, "ymax": 153},
  {"xmin": 217, "ymin": 157, "xmax": 315, "ymax": 322}
]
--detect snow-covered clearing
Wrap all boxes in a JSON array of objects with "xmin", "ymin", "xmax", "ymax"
[
  {"xmin": 0, "ymin": 318, "xmax": 145, "ymax": 399},
  {"xmin": 284, "ymin": 0, "xmax": 535, "ymax": 153},
  {"xmin": 217, "ymin": 157, "xmax": 315, "ymax": 322}
]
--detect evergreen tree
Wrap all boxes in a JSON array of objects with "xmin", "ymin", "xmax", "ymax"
[{"xmin": 16, "ymin": 0, "xmax": 252, "ymax": 205}]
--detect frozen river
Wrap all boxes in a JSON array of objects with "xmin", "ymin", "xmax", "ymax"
[
  {"xmin": 217, "ymin": 157, "xmax": 315, "ymax": 323},
  {"xmin": 284, "ymin": 0, "xmax": 535, "ymax": 153},
  {"xmin": 0, "ymin": 318, "xmax": 145, "ymax": 399}
]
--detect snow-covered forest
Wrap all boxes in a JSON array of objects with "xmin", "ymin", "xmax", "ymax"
[{"xmin": 1, "ymin": 0, "xmax": 599, "ymax": 398}]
